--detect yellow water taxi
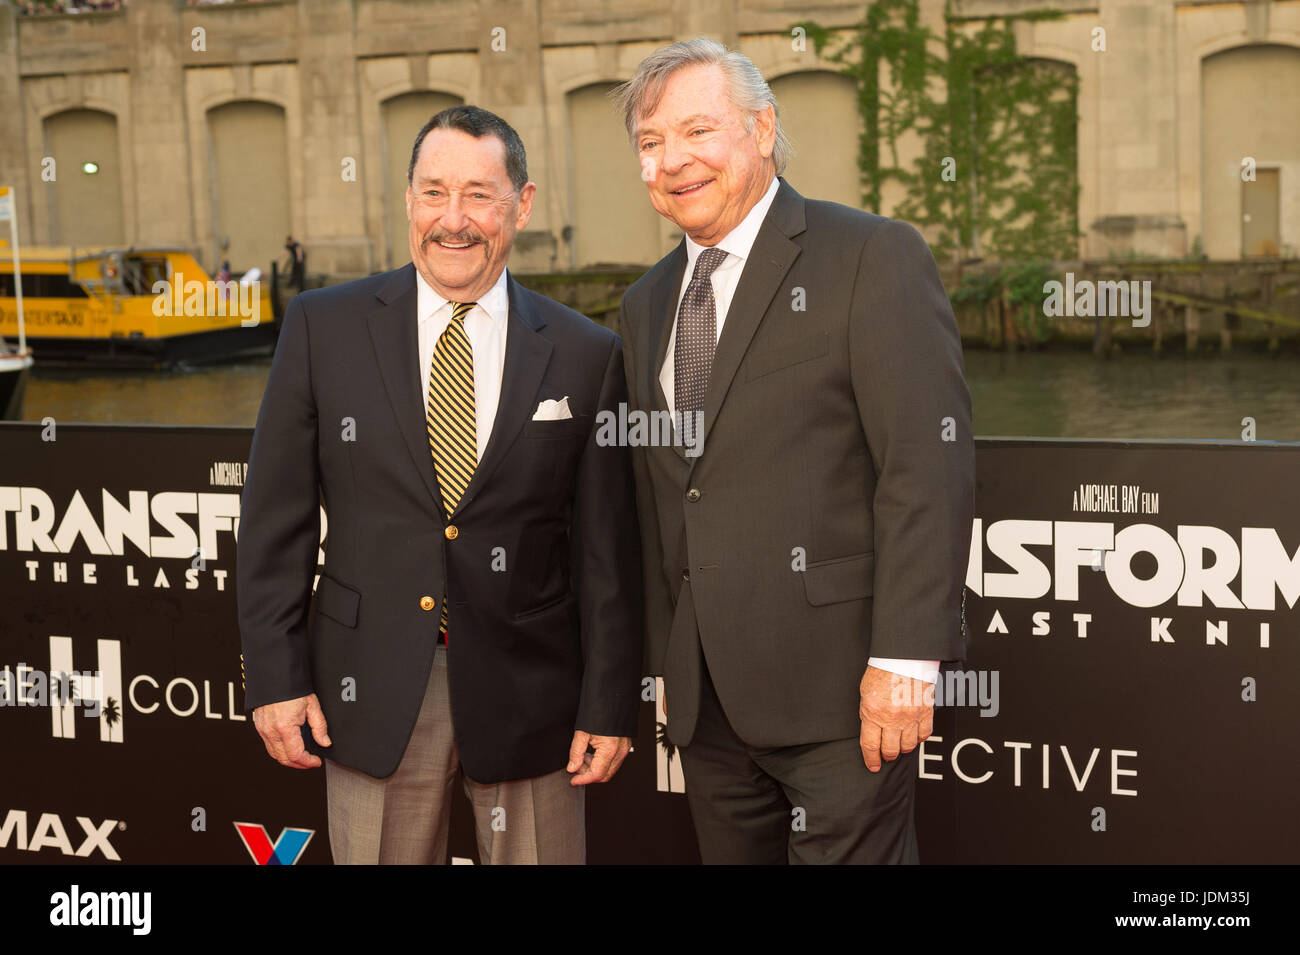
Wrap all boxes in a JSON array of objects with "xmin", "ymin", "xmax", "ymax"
[{"xmin": 0, "ymin": 245, "xmax": 280, "ymax": 368}]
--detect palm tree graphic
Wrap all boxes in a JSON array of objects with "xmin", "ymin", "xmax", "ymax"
[
  {"xmin": 50, "ymin": 672, "xmax": 80, "ymax": 737},
  {"xmin": 656, "ymin": 721, "xmax": 677, "ymax": 791},
  {"xmin": 101, "ymin": 696, "xmax": 121, "ymax": 742},
  {"xmin": 50, "ymin": 672, "xmax": 68, "ymax": 736}
]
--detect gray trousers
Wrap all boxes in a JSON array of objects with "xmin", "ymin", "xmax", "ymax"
[
  {"xmin": 678, "ymin": 655, "xmax": 920, "ymax": 865},
  {"xmin": 324, "ymin": 645, "xmax": 585, "ymax": 864}
]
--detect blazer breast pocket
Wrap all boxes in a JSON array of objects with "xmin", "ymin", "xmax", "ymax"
[
  {"xmin": 314, "ymin": 574, "xmax": 361, "ymax": 628},
  {"xmin": 745, "ymin": 332, "xmax": 829, "ymax": 382},
  {"xmin": 802, "ymin": 551, "xmax": 874, "ymax": 606},
  {"xmin": 520, "ymin": 414, "xmax": 590, "ymax": 439}
]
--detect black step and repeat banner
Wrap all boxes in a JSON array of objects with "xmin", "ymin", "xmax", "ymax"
[{"xmin": 1, "ymin": 424, "xmax": 1296, "ymax": 864}]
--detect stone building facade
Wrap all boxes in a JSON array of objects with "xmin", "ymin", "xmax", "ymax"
[{"xmin": 0, "ymin": 0, "xmax": 1296, "ymax": 281}]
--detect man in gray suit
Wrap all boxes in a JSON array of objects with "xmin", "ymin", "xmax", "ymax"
[{"xmin": 613, "ymin": 39, "xmax": 975, "ymax": 864}]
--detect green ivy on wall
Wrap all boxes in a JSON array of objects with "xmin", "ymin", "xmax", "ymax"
[{"xmin": 797, "ymin": 1, "xmax": 1081, "ymax": 264}]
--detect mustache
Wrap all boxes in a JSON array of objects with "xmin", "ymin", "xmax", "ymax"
[{"xmin": 421, "ymin": 228, "xmax": 486, "ymax": 250}]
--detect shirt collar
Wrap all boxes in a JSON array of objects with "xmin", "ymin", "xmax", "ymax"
[
  {"xmin": 415, "ymin": 265, "xmax": 510, "ymax": 327},
  {"xmin": 683, "ymin": 175, "xmax": 780, "ymax": 270}
]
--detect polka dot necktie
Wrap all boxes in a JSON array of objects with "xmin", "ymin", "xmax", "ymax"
[
  {"xmin": 674, "ymin": 247, "xmax": 728, "ymax": 425},
  {"xmin": 427, "ymin": 300, "xmax": 477, "ymax": 642}
]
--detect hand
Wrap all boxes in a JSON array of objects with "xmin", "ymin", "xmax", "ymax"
[
  {"xmin": 253, "ymin": 693, "xmax": 331, "ymax": 769},
  {"xmin": 566, "ymin": 731, "xmax": 631, "ymax": 785},
  {"xmin": 858, "ymin": 665, "xmax": 934, "ymax": 773}
]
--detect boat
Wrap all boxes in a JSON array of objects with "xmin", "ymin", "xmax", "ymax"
[
  {"xmin": 0, "ymin": 186, "xmax": 33, "ymax": 418},
  {"xmin": 0, "ymin": 245, "xmax": 281, "ymax": 369},
  {"xmin": 0, "ymin": 334, "xmax": 32, "ymax": 420}
]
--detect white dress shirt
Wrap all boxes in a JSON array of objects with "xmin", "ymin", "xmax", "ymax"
[
  {"xmin": 416, "ymin": 267, "xmax": 509, "ymax": 463},
  {"xmin": 658, "ymin": 176, "xmax": 939, "ymax": 685},
  {"xmin": 658, "ymin": 176, "xmax": 780, "ymax": 412}
]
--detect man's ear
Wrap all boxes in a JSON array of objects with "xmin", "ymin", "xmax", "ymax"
[
  {"xmin": 405, "ymin": 185, "xmax": 414, "ymax": 221},
  {"xmin": 754, "ymin": 104, "xmax": 776, "ymax": 160},
  {"xmin": 515, "ymin": 181, "xmax": 538, "ymax": 231}
]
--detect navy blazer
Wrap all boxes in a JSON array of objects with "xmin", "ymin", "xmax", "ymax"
[{"xmin": 237, "ymin": 264, "xmax": 643, "ymax": 782}]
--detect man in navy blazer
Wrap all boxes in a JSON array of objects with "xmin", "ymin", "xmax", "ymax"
[{"xmin": 237, "ymin": 106, "xmax": 642, "ymax": 864}]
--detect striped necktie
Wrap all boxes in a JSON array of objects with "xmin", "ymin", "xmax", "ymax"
[{"xmin": 427, "ymin": 300, "xmax": 477, "ymax": 642}]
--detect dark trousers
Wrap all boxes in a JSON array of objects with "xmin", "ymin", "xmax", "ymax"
[{"xmin": 678, "ymin": 655, "xmax": 920, "ymax": 865}]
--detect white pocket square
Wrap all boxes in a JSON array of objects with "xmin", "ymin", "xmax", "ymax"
[{"xmin": 531, "ymin": 396, "xmax": 572, "ymax": 421}]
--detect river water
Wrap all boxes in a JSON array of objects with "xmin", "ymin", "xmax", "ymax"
[{"xmin": 16, "ymin": 349, "xmax": 1300, "ymax": 442}]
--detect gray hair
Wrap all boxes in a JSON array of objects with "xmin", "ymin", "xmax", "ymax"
[{"xmin": 611, "ymin": 38, "xmax": 793, "ymax": 175}]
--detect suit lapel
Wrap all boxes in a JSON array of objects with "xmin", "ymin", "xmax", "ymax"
[
  {"xmin": 449, "ymin": 272, "xmax": 552, "ymax": 517},
  {"xmin": 693, "ymin": 179, "xmax": 806, "ymax": 470},
  {"xmin": 368, "ymin": 263, "xmax": 446, "ymax": 519},
  {"xmin": 648, "ymin": 242, "xmax": 687, "ymax": 439}
]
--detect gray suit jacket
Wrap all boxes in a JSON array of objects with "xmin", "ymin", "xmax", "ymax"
[{"xmin": 619, "ymin": 177, "xmax": 975, "ymax": 749}]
